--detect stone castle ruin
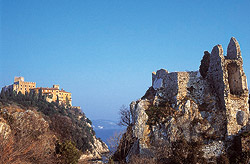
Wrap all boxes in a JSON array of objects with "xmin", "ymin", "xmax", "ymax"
[
  {"xmin": 151, "ymin": 37, "xmax": 249, "ymax": 138},
  {"xmin": 118, "ymin": 37, "xmax": 250, "ymax": 162}
]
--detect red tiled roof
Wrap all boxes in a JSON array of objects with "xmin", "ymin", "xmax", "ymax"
[
  {"xmin": 30, "ymin": 87, "xmax": 71, "ymax": 93},
  {"xmin": 30, "ymin": 87, "xmax": 59, "ymax": 90},
  {"xmin": 60, "ymin": 90, "xmax": 71, "ymax": 93}
]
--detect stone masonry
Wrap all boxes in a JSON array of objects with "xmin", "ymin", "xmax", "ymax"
[
  {"xmin": 151, "ymin": 37, "xmax": 249, "ymax": 138},
  {"xmin": 125, "ymin": 37, "xmax": 250, "ymax": 161}
]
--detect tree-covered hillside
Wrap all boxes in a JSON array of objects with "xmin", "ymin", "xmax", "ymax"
[{"xmin": 0, "ymin": 89, "xmax": 108, "ymax": 164}]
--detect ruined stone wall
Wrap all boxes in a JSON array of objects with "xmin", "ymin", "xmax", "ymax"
[
  {"xmin": 176, "ymin": 71, "xmax": 206, "ymax": 104},
  {"xmin": 151, "ymin": 37, "xmax": 249, "ymax": 138},
  {"xmin": 152, "ymin": 69, "xmax": 178, "ymax": 103},
  {"xmin": 126, "ymin": 37, "xmax": 249, "ymax": 162},
  {"xmin": 207, "ymin": 45, "xmax": 226, "ymax": 109},
  {"xmin": 153, "ymin": 70, "xmax": 208, "ymax": 105},
  {"xmin": 152, "ymin": 69, "xmax": 168, "ymax": 89},
  {"xmin": 222, "ymin": 38, "xmax": 249, "ymax": 136},
  {"xmin": 162, "ymin": 72, "xmax": 178, "ymax": 102},
  {"xmin": 153, "ymin": 71, "xmax": 198, "ymax": 103},
  {"xmin": 176, "ymin": 72, "xmax": 190, "ymax": 101}
]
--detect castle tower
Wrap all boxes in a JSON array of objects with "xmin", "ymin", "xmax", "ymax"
[
  {"xmin": 53, "ymin": 84, "xmax": 60, "ymax": 89},
  {"xmin": 208, "ymin": 37, "xmax": 249, "ymax": 137},
  {"xmin": 208, "ymin": 44, "xmax": 226, "ymax": 108},
  {"xmin": 14, "ymin": 76, "xmax": 24, "ymax": 82},
  {"xmin": 224, "ymin": 37, "xmax": 249, "ymax": 137}
]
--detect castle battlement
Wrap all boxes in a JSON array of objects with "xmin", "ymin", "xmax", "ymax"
[
  {"xmin": 16, "ymin": 81, "xmax": 36, "ymax": 84},
  {"xmin": 2, "ymin": 77, "xmax": 72, "ymax": 106}
]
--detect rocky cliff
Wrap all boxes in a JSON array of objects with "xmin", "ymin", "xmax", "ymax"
[
  {"xmin": 0, "ymin": 91, "xmax": 108, "ymax": 164},
  {"xmin": 116, "ymin": 38, "xmax": 250, "ymax": 163}
]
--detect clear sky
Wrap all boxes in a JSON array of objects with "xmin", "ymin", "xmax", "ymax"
[{"xmin": 1, "ymin": 0, "xmax": 250, "ymax": 121}]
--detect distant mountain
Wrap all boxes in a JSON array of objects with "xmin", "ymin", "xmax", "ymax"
[
  {"xmin": 92, "ymin": 119, "xmax": 121, "ymax": 130},
  {"xmin": 92, "ymin": 119, "xmax": 125, "ymax": 147}
]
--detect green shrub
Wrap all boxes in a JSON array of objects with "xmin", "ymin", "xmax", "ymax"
[
  {"xmin": 86, "ymin": 118, "xmax": 92, "ymax": 125},
  {"xmin": 0, "ymin": 89, "xmax": 95, "ymax": 153},
  {"xmin": 241, "ymin": 131, "xmax": 250, "ymax": 137},
  {"xmin": 169, "ymin": 137, "xmax": 206, "ymax": 164},
  {"xmin": 145, "ymin": 104, "xmax": 175, "ymax": 126},
  {"xmin": 56, "ymin": 140, "xmax": 81, "ymax": 164}
]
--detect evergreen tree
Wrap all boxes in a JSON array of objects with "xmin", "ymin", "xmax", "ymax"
[
  {"xmin": 5, "ymin": 89, "xmax": 10, "ymax": 99},
  {"xmin": 56, "ymin": 95, "xmax": 59, "ymax": 105},
  {"xmin": 28, "ymin": 90, "xmax": 33, "ymax": 100},
  {"xmin": 17, "ymin": 91, "xmax": 23, "ymax": 101},
  {"xmin": 66, "ymin": 96, "xmax": 70, "ymax": 107},
  {"xmin": 0, "ymin": 89, "xmax": 6, "ymax": 100},
  {"xmin": 43, "ymin": 94, "xmax": 47, "ymax": 101},
  {"xmin": 32, "ymin": 90, "xmax": 38, "ymax": 101},
  {"xmin": 38, "ymin": 88, "xmax": 43, "ymax": 100},
  {"xmin": 9, "ymin": 90, "xmax": 15, "ymax": 98}
]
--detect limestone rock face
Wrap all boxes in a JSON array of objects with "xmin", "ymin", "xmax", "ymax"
[
  {"xmin": 79, "ymin": 135, "xmax": 109, "ymax": 162},
  {"xmin": 202, "ymin": 141, "xmax": 225, "ymax": 159},
  {"xmin": 79, "ymin": 122, "xmax": 109, "ymax": 162},
  {"xmin": 0, "ymin": 107, "xmax": 57, "ymax": 164},
  {"xmin": 125, "ymin": 38, "xmax": 250, "ymax": 161},
  {"xmin": 12, "ymin": 110, "xmax": 49, "ymax": 137},
  {"xmin": 130, "ymin": 100, "xmax": 151, "ymax": 155},
  {"xmin": 86, "ymin": 121, "xmax": 109, "ymax": 156},
  {"xmin": 0, "ymin": 104, "xmax": 109, "ymax": 163},
  {"xmin": 93, "ymin": 136, "xmax": 109, "ymax": 154},
  {"xmin": 0, "ymin": 117, "xmax": 11, "ymax": 141}
]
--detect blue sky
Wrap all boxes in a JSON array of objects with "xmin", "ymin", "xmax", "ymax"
[{"xmin": 1, "ymin": 0, "xmax": 250, "ymax": 121}]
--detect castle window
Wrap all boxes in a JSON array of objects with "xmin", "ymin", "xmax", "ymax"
[{"xmin": 227, "ymin": 62, "xmax": 243, "ymax": 95}]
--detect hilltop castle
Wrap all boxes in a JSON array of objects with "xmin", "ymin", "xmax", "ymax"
[
  {"xmin": 3, "ymin": 77, "xmax": 72, "ymax": 106},
  {"xmin": 2, "ymin": 76, "xmax": 36, "ymax": 94},
  {"xmin": 123, "ymin": 37, "xmax": 250, "ymax": 162},
  {"xmin": 151, "ymin": 37, "xmax": 249, "ymax": 137}
]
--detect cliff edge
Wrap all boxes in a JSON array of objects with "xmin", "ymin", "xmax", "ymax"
[
  {"xmin": 115, "ymin": 37, "xmax": 250, "ymax": 163},
  {"xmin": 0, "ymin": 91, "xmax": 108, "ymax": 164}
]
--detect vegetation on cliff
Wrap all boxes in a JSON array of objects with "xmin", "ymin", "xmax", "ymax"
[
  {"xmin": 0, "ymin": 89, "xmax": 102, "ymax": 163},
  {"xmin": 111, "ymin": 38, "xmax": 250, "ymax": 163},
  {"xmin": 110, "ymin": 90, "xmax": 250, "ymax": 163}
]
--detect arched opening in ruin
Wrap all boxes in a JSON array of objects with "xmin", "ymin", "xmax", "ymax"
[{"xmin": 227, "ymin": 63, "xmax": 243, "ymax": 95}]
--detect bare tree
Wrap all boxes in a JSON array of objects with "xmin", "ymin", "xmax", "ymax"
[
  {"xmin": 0, "ymin": 110, "xmax": 58, "ymax": 164},
  {"xmin": 118, "ymin": 105, "xmax": 133, "ymax": 127},
  {"xmin": 107, "ymin": 131, "xmax": 123, "ymax": 156}
]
